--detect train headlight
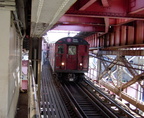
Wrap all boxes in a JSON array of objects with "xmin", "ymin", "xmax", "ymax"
[
  {"xmin": 61, "ymin": 62, "xmax": 65, "ymax": 66},
  {"xmin": 80, "ymin": 63, "xmax": 83, "ymax": 66}
]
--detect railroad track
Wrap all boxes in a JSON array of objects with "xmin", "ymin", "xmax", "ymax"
[
  {"xmin": 80, "ymin": 79, "xmax": 140, "ymax": 118},
  {"xmin": 63, "ymin": 82, "xmax": 114, "ymax": 118},
  {"xmin": 41, "ymin": 62, "xmax": 141, "ymax": 118},
  {"xmin": 55, "ymin": 78, "xmax": 140, "ymax": 118}
]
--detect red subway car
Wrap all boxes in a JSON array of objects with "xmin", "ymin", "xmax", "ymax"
[{"xmin": 48, "ymin": 37, "xmax": 89, "ymax": 81}]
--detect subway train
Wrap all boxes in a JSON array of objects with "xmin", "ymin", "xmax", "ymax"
[{"xmin": 48, "ymin": 37, "xmax": 89, "ymax": 81}]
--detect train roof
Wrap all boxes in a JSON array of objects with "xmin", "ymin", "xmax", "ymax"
[{"xmin": 55, "ymin": 37, "xmax": 89, "ymax": 45}]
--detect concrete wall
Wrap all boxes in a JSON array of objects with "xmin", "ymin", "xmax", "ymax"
[{"xmin": 0, "ymin": 10, "xmax": 21, "ymax": 118}]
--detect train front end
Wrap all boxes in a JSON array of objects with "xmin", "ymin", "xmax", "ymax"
[{"xmin": 54, "ymin": 37, "xmax": 89, "ymax": 81}]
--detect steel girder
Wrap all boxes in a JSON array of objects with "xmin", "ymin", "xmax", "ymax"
[
  {"xmin": 53, "ymin": 0, "xmax": 144, "ymax": 33},
  {"xmin": 90, "ymin": 52, "xmax": 144, "ymax": 112},
  {"xmin": 99, "ymin": 80, "xmax": 144, "ymax": 112}
]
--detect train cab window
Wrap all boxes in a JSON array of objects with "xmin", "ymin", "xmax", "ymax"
[
  {"xmin": 68, "ymin": 46, "xmax": 76, "ymax": 55},
  {"xmin": 58, "ymin": 45, "xmax": 64, "ymax": 54}
]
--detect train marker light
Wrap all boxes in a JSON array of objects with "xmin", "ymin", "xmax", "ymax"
[{"xmin": 80, "ymin": 63, "xmax": 83, "ymax": 66}]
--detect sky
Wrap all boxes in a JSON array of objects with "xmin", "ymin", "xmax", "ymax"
[{"xmin": 43, "ymin": 30, "xmax": 80, "ymax": 43}]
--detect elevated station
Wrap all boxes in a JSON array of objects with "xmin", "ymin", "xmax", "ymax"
[{"xmin": 0, "ymin": 0, "xmax": 144, "ymax": 118}]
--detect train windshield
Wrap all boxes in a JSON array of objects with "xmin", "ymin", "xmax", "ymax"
[{"xmin": 68, "ymin": 46, "xmax": 76, "ymax": 55}]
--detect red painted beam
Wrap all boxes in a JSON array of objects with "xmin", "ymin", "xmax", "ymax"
[
  {"xmin": 135, "ymin": 21, "xmax": 144, "ymax": 44},
  {"xmin": 68, "ymin": 0, "xmax": 127, "ymax": 15},
  {"xmin": 79, "ymin": 0, "xmax": 97, "ymax": 11},
  {"xmin": 52, "ymin": 24, "xmax": 105, "ymax": 32},
  {"xmin": 104, "ymin": 18, "xmax": 109, "ymax": 33},
  {"xmin": 101, "ymin": 0, "xmax": 109, "ymax": 7},
  {"xmin": 59, "ymin": 15, "xmax": 105, "ymax": 25},
  {"xmin": 97, "ymin": 50, "xmax": 144, "ymax": 56},
  {"xmin": 56, "ymin": 15, "xmax": 105, "ymax": 32},
  {"xmin": 86, "ymin": 20, "xmax": 144, "ymax": 49},
  {"xmin": 66, "ymin": 0, "xmax": 144, "ymax": 19},
  {"xmin": 66, "ymin": 10, "xmax": 144, "ymax": 19},
  {"xmin": 129, "ymin": 0, "xmax": 144, "ymax": 14},
  {"xmin": 115, "ymin": 19, "xmax": 134, "ymax": 25}
]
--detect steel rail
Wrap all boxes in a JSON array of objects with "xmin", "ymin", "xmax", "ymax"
[
  {"xmin": 76, "ymin": 83, "xmax": 118, "ymax": 118},
  {"xmin": 81, "ymin": 79, "xmax": 138, "ymax": 118},
  {"xmin": 28, "ymin": 60, "xmax": 40, "ymax": 118},
  {"xmin": 62, "ymin": 82, "xmax": 117, "ymax": 118},
  {"xmin": 62, "ymin": 83, "xmax": 87, "ymax": 117}
]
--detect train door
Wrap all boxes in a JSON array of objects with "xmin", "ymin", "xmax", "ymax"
[
  {"xmin": 78, "ymin": 45, "xmax": 89, "ymax": 71},
  {"xmin": 55, "ymin": 44, "xmax": 67, "ymax": 70},
  {"xmin": 66, "ymin": 45, "xmax": 77, "ymax": 70}
]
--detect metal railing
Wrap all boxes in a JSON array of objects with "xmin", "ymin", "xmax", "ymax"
[{"xmin": 28, "ymin": 60, "xmax": 40, "ymax": 118}]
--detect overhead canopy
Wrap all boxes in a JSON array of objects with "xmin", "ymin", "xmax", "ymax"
[{"xmin": 31, "ymin": 0, "xmax": 77, "ymax": 37}]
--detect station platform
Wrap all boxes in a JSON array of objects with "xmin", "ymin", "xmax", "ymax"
[{"xmin": 15, "ymin": 92, "xmax": 28, "ymax": 118}]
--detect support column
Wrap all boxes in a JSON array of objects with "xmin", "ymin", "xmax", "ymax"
[
  {"xmin": 29, "ymin": 37, "xmax": 42, "ymax": 102},
  {"xmin": 0, "ymin": 10, "xmax": 21, "ymax": 118},
  {"xmin": 0, "ymin": 10, "xmax": 11, "ymax": 118},
  {"xmin": 97, "ymin": 51, "xmax": 101, "ymax": 82}
]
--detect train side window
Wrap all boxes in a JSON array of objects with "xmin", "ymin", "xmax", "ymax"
[
  {"xmin": 58, "ymin": 45, "xmax": 64, "ymax": 54},
  {"xmin": 68, "ymin": 46, "xmax": 76, "ymax": 55}
]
